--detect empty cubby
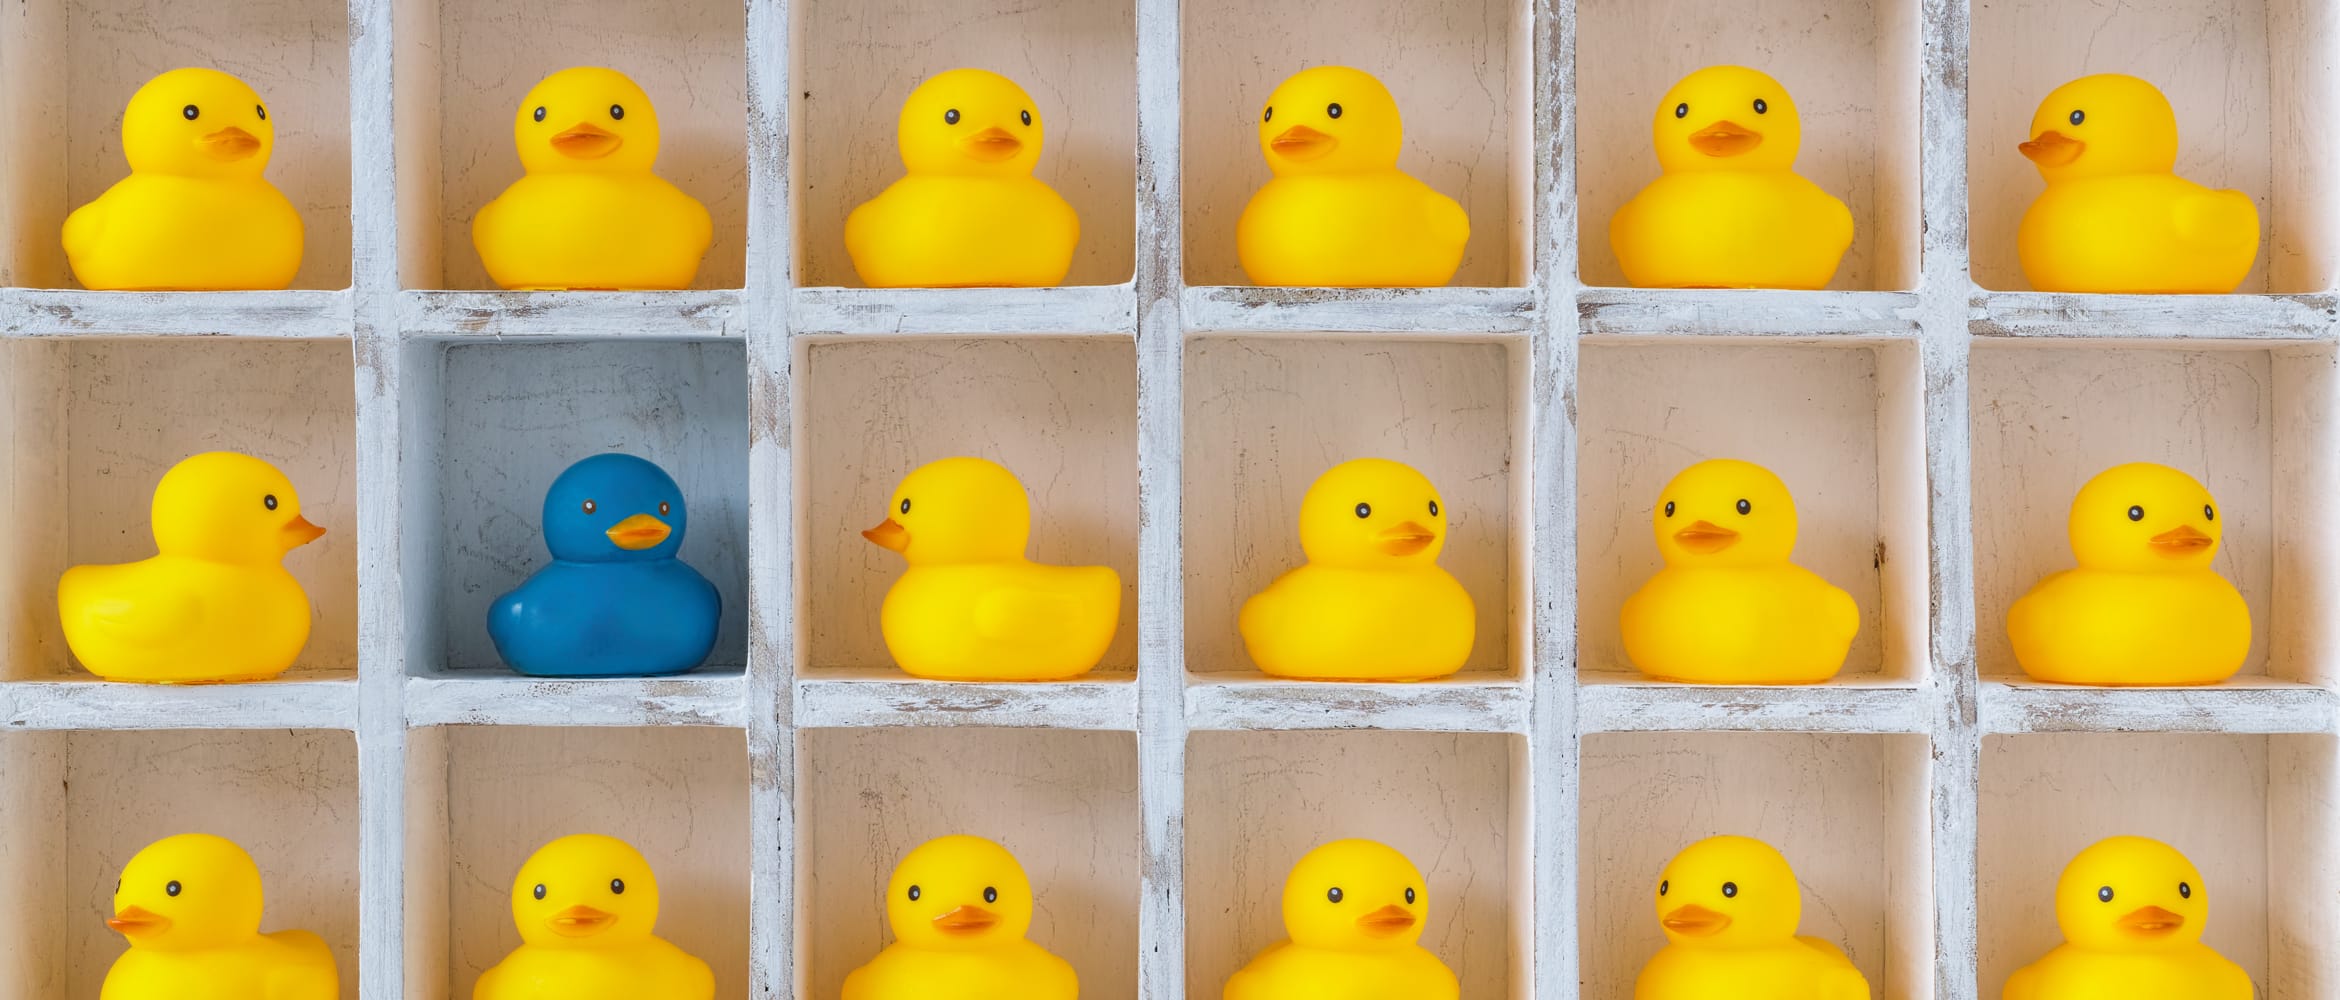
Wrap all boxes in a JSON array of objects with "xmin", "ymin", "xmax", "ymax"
[
  {"xmin": 403, "ymin": 725, "xmax": 751, "ymax": 1000},
  {"xmin": 791, "ymin": 0, "xmax": 1137, "ymax": 288},
  {"xmin": 1978, "ymin": 732, "xmax": 2339, "ymax": 1000},
  {"xmin": 1573, "ymin": 0, "xmax": 1922, "ymax": 290},
  {"xmin": 397, "ymin": 338, "xmax": 750, "ymax": 678},
  {"xmin": 794, "ymin": 335, "xmax": 1138, "ymax": 677},
  {"xmin": 1579, "ymin": 731, "xmax": 1932, "ymax": 1000},
  {"xmin": 1968, "ymin": 0, "xmax": 2340, "ymax": 293},
  {"xmin": 0, "ymin": 337, "xmax": 360, "ymax": 681},
  {"xmin": 0, "ymin": 728, "xmax": 360, "ymax": 998},
  {"xmin": 1185, "ymin": 730, "xmax": 1526, "ymax": 999},
  {"xmin": 389, "ymin": 0, "xmax": 748, "ymax": 290},
  {"xmin": 0, "ymin": 0, "xmax": 353, "ymax": 289},
  {"xmin": 1969, "ymin": 341, "xmax": 2340, "ymax": 684},
  {"xmin": 1575, "ymin": 339, "xmax": 1928, "ymax": 683},
  {"xmin": 798, "ymin": 727, "xmax": 1142, "ymax": 1000},
  {"xmin": 1182, "ymin": 334, "xmax": 1527, "ymax": 679},
  {"xmin": 1180, "ymin": 0, "xmax": 1533, "ymax": 287}
]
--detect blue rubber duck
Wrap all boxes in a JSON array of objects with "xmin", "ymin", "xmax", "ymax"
[{"xmin": 488, "ymin": 454, "xmax": 721, "ymax": 677}]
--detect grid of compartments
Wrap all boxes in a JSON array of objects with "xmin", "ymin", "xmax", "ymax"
[{"xmin": 1, "ymin": 0, "xmax": 2338, "ymax": 998}]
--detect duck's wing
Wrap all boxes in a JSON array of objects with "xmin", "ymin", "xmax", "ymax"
[
  {"xmin": 64, "ymin": 568, "xmax": 202, "ymax": 648},
  {"xmin": 973, "ymin": 569, "xmax": 1115, "ymax": 641},
  {"xmin": 1797, "ymin": 937, "xmax": 1870, "ymax": 1000},
  {"xmin": 262, "ymin": 931, "xmax": 340, "ymax": 1000},
  {"xmin": 2174, "ymin": 188, "xmax": 2260, "ymax": 252}
]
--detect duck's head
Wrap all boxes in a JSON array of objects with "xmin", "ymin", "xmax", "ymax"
[
  {"xmin": 864, "ymin": 456, "xmax": 1030, "ymax": 566},
  {"xmin": 122, "ymin": 68, "xmax": 275, "ymax": 179},
  {"xmin": 151, "ymin": 452, "xmax": 325, "ymax": 563},
  {"xmin": 1257, "ymin": 66, "xmax": 1405, "ymax": 177},
  {"xmin": 1651, "ymin": 458, "xmax": 1797, "ymax": 567},
  {"xmin": 1280, "ymin": 839, "xmax": 1430, "ymax": 954},
  {"xmin": 897, "ymin": 68, "xmax": 1044, "ymax": 177},
  {"xmin": 1294, "ymin": 458, "xmax": 1449, "ymax": 570},
  {"xmin": 109, "ymin": 833, "xmax": 265, "ymax": 952},
  {"xmin": 1653, "ymin": 66, "xmax": 1801, "ymax": 173},
  {"xmin": 2021, "ymin": 74, "xmax": 2177, "ymax": 182},
  {"xmin": 510, "ymin": 834, "xmax": 661, "ymax": 949},
  {"xmin": 542, "ymin": 453, "xmax": 688, "ymax": 563},
  {"xmin": 2066, "ymin": 462, "xmax": 2222, "ymax": 572},
  {"xmin": 2054, "ymin": 836, "xmax": 2207, "ymax": 952},
  {"xmin": 884, "ymin": 835, "xmax": 1036, "ymax": 951},
  {"xmin": 514, "ymin": 67, "xmax": 661, "ymax": 175},
  {"xmin": 1653, "ymin": 835, "xmax": 1802, "ymax": 948}
]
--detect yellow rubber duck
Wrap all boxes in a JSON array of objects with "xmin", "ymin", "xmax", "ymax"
[
  {"xmin": 1239, "ymin": 458, "xmax": 1473, "ymax": 680},
  {"xmin": 1224, "ymin": 839, "xmax": 1457, "ymax": 1000},
  {"xmin": 473, "ymin": 67, "xmax": 713, "ymax": 290},
  {"xmin": 846, "ymin": 69, "xmax": 1079, "ymax": 288},
  {"xmin": 2017, "ymin": 74, "xmax": 2259, "ymax": 293},
  {"xmin": 59, "ymin": 452, "xmax": 326, "ymax": 683},
  {"xmin": 862, "ymin": 457, "xmax": 1120, "ymax": 680},
  {"xmin": 64, "ymin": 68, "xmax": 303, "ymax": 291},
  {"xmin": 475, "ymin": 834, "xmax": 714, "ymax": 1000},
  {"xmin": 1610, "ymin": 66, "xmax": 1853, "ymax": 289},
  {"xmin": 1621, "ymin": 459, "xmax": 1858, "ymax": 683},
  {"xmin": 2007, "ymin": 462, "xmax": 2249, "ymax": 685},
  {"xmin": 101, "ymin": 833, "xmax": 337, "ymax": 1000},
  {"xmin": 2005, "ymin": 836, "xmax": 2251, "ymax": 1000},
  {"xmin": 844, "ymin": 835, "xmax": 1078, "ymax": 1000},
  {"xmin": 1237, "ymin": 66, "xmax": 1469, "ymax": 287},
  {"xmin": 1635, "ymin": 836, "xmax": 1870, "ymax": 1000}
]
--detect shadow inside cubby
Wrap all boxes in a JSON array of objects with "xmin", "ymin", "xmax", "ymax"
[
  {"xmin": 1573, "ymin": 0, "xmax": 1921, "ymax": 291},
  {"xmin": 1180, "ymin": 0, "xmax": 1532, "ymax": 287},
  {"xmin": 1978, "ymin": 733, "xmax": 2340, "ymax": 1000},
  {"xmin": 0, "ymin": 728, "xmax": 360, "ymax": 999},
  {"xmin": 1969, "ymin": 341, "xmax": 2340, "ymax": 684},
  {"xmin": 799, "ymin": 727, "xmax": 1141, "ymax": 1000},
  {"xmin": 1182, "ymin": 334, "xmax": 1526, "ymax": 680},
  {"xmin": 792, "ymin": 0, "xmax": 1137, "ymax": 288},
  {"xmin": 390, "ymin": 0, "xmax": 748, "ymax": 290},
  {"xmin": 1575, "ymin": 339, "xmax": 1927, "ymax": 684},
  {"xmin": 0, "ymin": 0, "xmax": 353, "ymax": 289},
  {"xmin": 795, "ymin": 336, "xmax": 1139, "ymax": 677},
  {"xmin": 1579, "ymin": 731, "xmax": 1931, "ymax": 1000},
  {"xmin": 0, "ymin": 337, "xmax": 360, "ymax": 681},
  {"xmin": 1185, "ymin": 730, "xmax": 1524, "ymax": 999},
  {"xmin": 398, "ymin": 338, "xmax": 749, "ymax": 678},
  {"xmin": 1967, "ymin": 0, "xmax": 2338, "ymax": 293},
  {"xmin": 405, "ymin": 725, "xmax": 750, "ymax": 1000}
]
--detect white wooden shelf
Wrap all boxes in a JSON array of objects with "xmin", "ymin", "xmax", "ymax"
[{"xmin": 4, "ymin": 0, "xmax": 2340, "ymax": 998}]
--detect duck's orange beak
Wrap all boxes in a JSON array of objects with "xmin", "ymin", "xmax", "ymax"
[
  {"xmin": 107, "ymin": 905, "xmax": 171, "ymax": 938},
  {"xmin": 932, "ymin": 904, "xmax": 998, "ymax": 935},
  {"xmin": 1662, "ymin": 903, "xmax": 1731, "ymax": 936},
  {"xmin": 1356, "ymin": 904, "xmax": 1417, "ymax": 935},
  {"xmin": 547, "ymin": 904, "xmax": 617, "ymax": 937},
  {"xmin": 606, "ymin": 513, "xmax": 673, "ymax": 550},
  {"xmin": 2117, "ymin": 905, "xmax": 2185, "ymax": 936},
  {"xmin": 199, "ymin": 126, "xmax": 261, "ymax": 161},
  {"xmin": 1270, "ymin": 125, "xmax": 1337, "ymax": 162},
  {"xmin": 1689, "ymin": 121, "xmax": 1763, "ymax": 157},
  {"xmin": 2149, "ymin": 524, "xmax": 2214, "ymax": 555},
  {"xmin": 1375, "ymin": 521, "xmax": 1437, "ymax": 556},
  {"xmin": 552, "ymin": 122, "xmax": 623, "ymax": 159},
  {"xmin": 281, "ymin": 515, "xmax": 326, "ymax": 550},
  {"xmin": 959, "ymin": 126, "xmax": 1023, "ymax": 162},
  {"xmin": 863, "ymin": 518, "xmax": 910, "ymax": 553},
  {"xmin": 1672, "ymin": 520, "xmax": 1739, "ymax": 554},
  {"xmin": 2020, "ymin": 130, "xmax": 2084, "ymax": 167}
]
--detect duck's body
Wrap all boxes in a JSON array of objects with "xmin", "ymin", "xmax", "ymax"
[
  {"xmin": 102, "ymin": 834, "xmax": 337, "ymax": 1000},
  {"xmin": 490, "ymin": 560, "xmax": 719, "ymax": 676},
  {"xmin": 1611, "ymin": 170, "xmax": 1852, "ymax": 289},
  {"xmin": 62, "ymin": 555, "xmax": 312, "ymax": 682},
  {"xmin": 1622, "ymin": 564, "xmax": 1857, "ymax": 683},
  {"xmin": 67, "ymin": 175, "xmax": 301, "ymax": 291},
  {"xmin": 103, "ymin": 931, "xmax": 336, "ymax": 1000},
  {"xmin": 475, "ymin": 173, "xmax": 711, "ymax": 290},
  {"xmin": 844, "ymin": 939, "xmax": 1077, "ymax": 1000},
  {"xmin": 1238, "ymin": 172, "xmax": 1468, "ymax": 287},
  {"xmin": 1225, "ymin": 940, "xmax": 1459, "ymax": 1000},
  {"xmin": 1239, "ymin": 565, "xmax": 1473, "ymax": 680},
  {"xmin": 474, "ymin": 937, "xmax": 714, "ymax": 1000},
  {"xmin": 879, "ymin": 560, "xmax": 1118, "ymax": 679},
  {"xmin": 1634, "ymin": 937, "xmax": 1868, "ymax": 1000},
  {"xmin": 2003, "ymin": 942, "xmax": 2249, "ymax": 1000},
  {"xmin": 847, "ymin": 174, "xmax": 1077, "ymax": 287}
]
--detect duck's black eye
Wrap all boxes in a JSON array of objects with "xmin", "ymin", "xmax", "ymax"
[
  {"xmin": 2069, "ymin": 109, "xmax": 2085, "ymax": 126},
  {"xmin": 1428, "ymin": 500, "xmax": 1440, "ymax": 517},
  {"xmin": 165, "ymin": 880, "xmax": 182, "ymax": 897},
  {"xmin": 533, "ymin": 883, "xmax": 546, "ymax": 900},
  {"xmin": 1326, "ymin": 102, "xmax": 1342, "ymax": 119},
  {"xmin": 899, "ymin": 498, "xmax": 911, "ymax": 515},
  {"xmin": 1658, "ymin": 880, "xmax": 1669, "ymax": 896},
  {"xmin": 1354, "ymin": 502, "xmax": 1371, "ymax": 519},
  {"xmin": 1736, "ymin": 499, "xmax": 1752, "ymax": 515},
  {"xmin": 182, "ymin": 104, "xmax": 199, "ymax": 121},
  {"xmin": 1721, "ymin": 882, "xmax": 1738, "ymax": 898},
  {"xmin": 1327, "ymin": 887, "xmax": 1343, "ymax": 903},
  {"xmin": 2128, "ymin": 505, "xmax": 2144, "ymax": 522},
  {"xmin": 533, "ymin": 106, "xmax": 546, "ymax": 123},
  {"xmin": 2098, "ymin": 885, "xmax": 2114, "ymax": 903},
  {"xmin": 257, "ymin": 105, "xmax": 267, "ymax": 121},
  {"xmin": 583, "ymin": 499, "xmax": 598, "ymax": 515},
  {"xmin": 1753, "ymin": 98, "xmax": 1768, "ymax": 114},
  {"xmin": 907, "ymin": 885, "xmax": 921, "ymax": 901},
  {"xmin": 1405, "ymin": 887, "xmax": 1416, "ymax": 904},
  {"xmin": 610, "ymin": 878, "xmax": 625, "ymax": 894},
  {"xmin": 264, "ymin": 494, "xmax": 278, "ymax": 511},
  {"xmin": 1021, "ymin": 110, "xmax": 1032, "ymax": 126},
  {"xmin": 1263, "ymin": 106, "xmax": 1273, "ymax": 123},
  {"xmin": 944, "ymin": 108, "xmax": 960, "ymax": 125},
  {"xmin": 609, "ymin": 104, "xmax": 624, "ymax": 120},
  {"xmin": 1674, "ymin": 102, "xmax": 1689, "ymax": 119},
  {"xmin": 1663, "ymin": 501, "xmax": 1675, "ymax": 517},
  {"xmin": 2204, "ymin": 505, "xmax": 2215, "ymax": 521},
  {"xmin": 983, "ymin": 886, "xmax": 998, "ymax": 903},
  {"xmin": 658, "ymin": 501, "xmax": 671, "ymax": 516},
  {"xmin": 2179, "ymin": 881, "xmax": 2192, "ymax": 899}
]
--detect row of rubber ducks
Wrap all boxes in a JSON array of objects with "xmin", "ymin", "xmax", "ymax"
[
  {"xmin": 63, "ymin": 63, "xmax": 2255, "ymax": 295},
  {"xmin": 99, "ymin": 830, "xmax": 2249, "ymax": 1000},
  {"xmin": 54, "ymin": 451, "xmax": 2249, "ymax": 687}
]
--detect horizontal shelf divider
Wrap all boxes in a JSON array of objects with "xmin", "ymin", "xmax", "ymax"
[
  {"xmin": 397, "ymin": 289, "xmax": 743, "ymax": 340},
  {"xmin": 1577, "ymin": 288, "xmax": 1923, "ymax": 338},
  {"xmin": 1977, "ymin": 679, "xmax": 2339, "ymax": 735},
  {"xmin": 0, "ymin": 288, "xmax": 353, "ymax": 338},
  {"xmin": 1184, "ymin": 675, "xmax": 1530, "ymax": 732},
  {"xmin": 1970, "ymin": 291, "xmax": 2338, "ymax": 341},
  {"xmin": 0, "ymin": 678, "xmax": 358, "ymax": 730},
  {"xmin": 790, "ymin": 284, "xmax": 1138, "ymax": 337},
  {"xmin": 793, "ymin": 672, "xmax": 1139, "ymax": 730},
  {"xmin": 1575, "ymin": 676, "xmax": 1930, "ymax": 733},
  {"xmin": 1183, "ymin": 285, "xmax": 1536, "ymax": 335},
  {"xmin": 403, "ymin": 672, "xmax": 749, "ymax": 728}
]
